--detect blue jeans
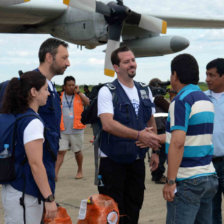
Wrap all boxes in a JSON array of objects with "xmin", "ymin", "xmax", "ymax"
[
  {"xmin": 166, "ymin": 175, "xmax": 218, "ymax": 224},
  {"xmin": 212, "ymin": 160, "xmax": 224, "ymax": 224}
]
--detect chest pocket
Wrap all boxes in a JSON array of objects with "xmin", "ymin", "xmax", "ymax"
[
  {"xmin": 141, "ymin": 99, "xmax": 153, "ymax": 123},
  {"xmin": 114, "ymin": 102, "xmax": 131, "ymax": 124}
]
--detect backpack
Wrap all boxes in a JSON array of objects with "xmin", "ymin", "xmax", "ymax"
[
  {"xmin": 0, "ymin": 113, "xmax": 40, "ymax": 184},
  {"xmin": 81, "ymin": 83, "xmax": 116, "ymax": 125}
]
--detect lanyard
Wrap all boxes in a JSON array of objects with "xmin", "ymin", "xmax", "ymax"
[{"xmin": 64, "ymin": 93, "xmax": 74, "ymax": 110}]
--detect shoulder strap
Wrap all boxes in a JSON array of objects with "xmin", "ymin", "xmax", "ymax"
[
  {"xmin": 104, "ymin": 82, "xmax": 117, "ymax": 103},
  {"xmin": 13, "ymin": 113, "xmax": 43, "ymax": 163}
]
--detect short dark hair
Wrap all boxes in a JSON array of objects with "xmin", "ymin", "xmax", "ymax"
[
  {"xmin": 39, "ymin": 38, "xmax": 68, "ymax": 63},
  {"xmin": 206, "ymin": 58, "xmax": 224, "ymax": 77},
  {"xmin": 63, "ymin": 76, "xmax": 75, "ymax": 86},
  {"xmin": 111, "ymin": 46, "xmax": 132, "ymax": 66},
  {"xmin": 171, "ymin": 53, "xmax": 199, "ymax": 85},
  {"xmin": 1, "ymin": 71, "xmax": 46, "ymax": 114}
]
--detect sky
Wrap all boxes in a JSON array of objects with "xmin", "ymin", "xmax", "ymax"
[{"xmin": 0, "ymin": 0, "xmax": 224, "ymax": 86}]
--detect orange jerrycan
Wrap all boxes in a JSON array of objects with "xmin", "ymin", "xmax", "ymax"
[
  {"xmin": 44, "ymin": 206, "xmax": 72, "ymax": 224},
  {"xmin": 77, "ymin": 194, "xmax": 119, "ymax": 224}
]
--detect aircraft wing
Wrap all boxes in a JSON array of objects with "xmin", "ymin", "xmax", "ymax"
[
  {"xmin": 122, "ymin": 14, "xmax": 224, "ymax": 41},
  {"xmin": 152, "ymin": 14, "xmax": 224, "ymax": 28},
  {"xmin": 0, "ymin": 0, "xmax": 30, "ymax": 7},
  {"xmin": 0, "ymin": 1, "xmax": 66, "ymax": 33}
]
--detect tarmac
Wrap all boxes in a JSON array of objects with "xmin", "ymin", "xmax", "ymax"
[{"xmin": 0, "ymin": 125, "xmax": 223, "ymax": 223}]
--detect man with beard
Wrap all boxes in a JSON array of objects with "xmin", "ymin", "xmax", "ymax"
[
  {"xmin": 35, "ymin": 38, "xmax": 70, "ymax": 201},
  {"xmin": 97, "ymin": 46, "xmax": 160, "ymax": 224}
]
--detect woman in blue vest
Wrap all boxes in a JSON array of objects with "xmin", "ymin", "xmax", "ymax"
[{"xmin": 1, "ymin": 71, "xmax": 57, "ymax": 224}]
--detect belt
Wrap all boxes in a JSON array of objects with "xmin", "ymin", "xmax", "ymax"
[{"xmin": 212, "ymin": 156, "xmax": 224, "ymax": 163}]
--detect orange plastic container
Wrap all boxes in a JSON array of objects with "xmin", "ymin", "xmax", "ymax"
[
  {"xmin": 44, "ymin": 206, "xmax": 72, "ymax": 224},
  {"xmin": 77, "ymin": 194, "xmax": 119, "ymax": 224}
]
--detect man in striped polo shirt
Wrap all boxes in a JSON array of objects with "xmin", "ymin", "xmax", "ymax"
[{"xmin": 163, "ymin": 53, "xmax": 218, "ymax": 224}]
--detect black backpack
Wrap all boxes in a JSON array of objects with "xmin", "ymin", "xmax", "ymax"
[{"xmin": 81, "ymin": 83, "xmax": 116, "ymax": 125}]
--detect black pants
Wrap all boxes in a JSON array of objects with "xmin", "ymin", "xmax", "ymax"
[{"xmin": 98, "ymin": 157, "xmax": 145, "ymax": 224}]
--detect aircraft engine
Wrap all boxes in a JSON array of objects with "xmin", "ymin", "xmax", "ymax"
[
  {"xmin": 49, "ymin": 7, "xmax": 108, "ymax": 49},
  {"xmin": 123, "ymin": 35, "xmax": 189, "ymax": 57}
]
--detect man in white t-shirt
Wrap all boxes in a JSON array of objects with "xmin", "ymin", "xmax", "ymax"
[
  {"xmin": 97, "ymin": 46, "xmax": 160, "ymax": 224},
  {"xmin": 204, "ymin": 58, "xmax": 224, "ymax": 224}
]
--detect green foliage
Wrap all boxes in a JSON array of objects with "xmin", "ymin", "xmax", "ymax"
[{"xmin": 198, "ymin": 82, "xmax": 208, "ymax": 91}]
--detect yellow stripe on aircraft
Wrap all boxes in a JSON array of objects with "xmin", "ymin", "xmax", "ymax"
[
  {"xmin": 162, "ymin": 21, "xmax": 167, "ymax": 34},
  {"xmin": 104, "ymin": 69, "xmax": 115, "ymax": 77},
  {"xmin": 63, "ymin": 0, "xmax": 70, "ymax": 5}
]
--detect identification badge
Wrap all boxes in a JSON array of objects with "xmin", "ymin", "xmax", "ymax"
[{"xmin": 69, "ymin": 112, "xmax": 73, "ymax": 118}]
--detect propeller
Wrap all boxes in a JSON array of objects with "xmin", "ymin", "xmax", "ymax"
[
  {"xmin": 0, "ymin": 0, "xmax": 30, "ymax": 6},
  {"xmin": 63, "ymin": 0, "xmax": 167, "ymax": 77}
]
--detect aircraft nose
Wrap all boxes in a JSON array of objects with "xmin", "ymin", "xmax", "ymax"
[{"xmin": 170, "ymin": 36, "xmax": 190, "ymax": 52}]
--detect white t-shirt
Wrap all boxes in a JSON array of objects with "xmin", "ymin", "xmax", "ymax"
[
  {"xmin": 97, "ymin": 81, "xmax": 154, "ymax": 157},
  {"xmin": 23, "ymin": 118, "xmax": 44, "ymax": 145},
  {"xmin": 98, "ymin": 81, "xmax": 155, "ymax": 116}
]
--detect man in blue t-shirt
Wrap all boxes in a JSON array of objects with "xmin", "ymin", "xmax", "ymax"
[{"xmin": 163, "ymin": 53, "xmax": 218, "ymax": 224}]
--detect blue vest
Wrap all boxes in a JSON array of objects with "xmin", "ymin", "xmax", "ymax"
[
  {"xmin": 34, "ymin": 69, "xmax": 61, "ymax": 193},
  {"xmin": 10, "ymin": 109, "xmax": 53, "ymax": 198},
  {"xmin": 100, "ymin": 79, "xmax": 153, "ymax": 163}
]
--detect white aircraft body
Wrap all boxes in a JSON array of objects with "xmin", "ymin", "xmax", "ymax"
[{"xmin": 0, "ymin": 0, "xmax": 224, "ymax": 76}]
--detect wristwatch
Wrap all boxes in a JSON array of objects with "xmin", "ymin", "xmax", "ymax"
[
  {"xmin": 166, "ymin": 179, "xmax": 176, "ymax": 186},
  {"xmin": 152, "ymin": 150, "xmax": 160, "ymax": 155},
  {"xmin": 44, "ymin": 194, "xmax": 55, "ymax": 202}
]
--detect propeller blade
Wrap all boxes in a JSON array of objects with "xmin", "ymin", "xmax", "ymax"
[
  {"xmin": 104, "ymin": 23, "xmax": 122, "ymax": 77},
  {"xmin": 104, "ymin": 40, "xmax": 120, "ymax": 77},
  {"xmin": 0, "ymin": 0, "xmax": 30, "ymax": 6},
  {"xmin": 126, "ymin": 11, "xmax": 167, "ymax": 34},
  {"xmin": 139, "ymin": 14, "xmax": 167, "ymax": 34},
  {"xmin": 63, "ymin": 0, "xmax": 96, "ymax": 12}
]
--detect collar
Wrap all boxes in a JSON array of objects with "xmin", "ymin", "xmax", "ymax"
[{"xmin": 177, "ymin": 84, "xmax": 200, "ymax": 95}]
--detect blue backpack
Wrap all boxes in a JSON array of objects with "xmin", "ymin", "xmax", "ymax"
[{"xmin": 0, "ymin": 112, "xmax": 40, "ymax": 183}]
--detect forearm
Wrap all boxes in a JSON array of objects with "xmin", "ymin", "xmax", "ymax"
[
  {"xmin": 167, "ymin": 142, "xmax": 184, "ymax": 180},
  {"xmin": 103, "ymin": 119, "xmax": 138, "ymax": 140},
  {"xmin": 30, "ymin": 162, "xmax": 53, "ymax": 198},
  {"xmin": 78, "ymin": 92, "xmax": 90, "ymax": 105},
  {"xmin": 147, "ymin": 115, "xmax": 157, "ymax": 134}
]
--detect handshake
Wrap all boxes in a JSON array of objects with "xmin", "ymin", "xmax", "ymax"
[{"xmin": 135, "ymin": 127, "xmax": 165, "ymax": 150}]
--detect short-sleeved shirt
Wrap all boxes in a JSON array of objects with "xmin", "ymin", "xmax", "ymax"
[
  {"xmin": 204, "ymin": 90, "xmax": 224, "ymax": 157},
  {"xmin": 98, "ymin": 81, "xmax": 155, "ymax": 116},
  {"xmin": 166, "ymin": 84, "xmax": 216, "ymax": 181}
]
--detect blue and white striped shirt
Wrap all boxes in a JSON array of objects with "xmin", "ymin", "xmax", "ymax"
[{"xmin": 166, "ymin": 84, "xmax": 216, "ymax": 181}]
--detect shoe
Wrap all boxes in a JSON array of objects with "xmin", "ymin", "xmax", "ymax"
[{"xmin": 155, "ymin": 175, "xmax": 166, "ymax": 184}]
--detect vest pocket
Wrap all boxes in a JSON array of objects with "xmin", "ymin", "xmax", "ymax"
[
  {"xmin": 141, "ymin": 100, "xmax": 152, "ymax": 122},
  {"xmin": 114, "ymin": 103, "xmax": 130, "ymax": 124}
]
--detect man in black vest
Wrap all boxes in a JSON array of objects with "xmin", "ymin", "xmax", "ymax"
[{"xmin": 97, "ymin": 46, "xmax": 160, "ymax": 224}]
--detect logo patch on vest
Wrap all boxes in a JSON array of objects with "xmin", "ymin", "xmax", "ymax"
[{"xmin": 140, "ymin": 89, "xmax": 149, "ymax": 99}]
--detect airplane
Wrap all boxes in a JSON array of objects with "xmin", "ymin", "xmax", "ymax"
[{"xmin": 0, "ymin": 0, "xmax": 224, "ymax": 77}]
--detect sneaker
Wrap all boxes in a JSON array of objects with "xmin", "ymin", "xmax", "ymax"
[{"xmin": 155, "ymin": 175, "xmax": 166, "ymax": 184}]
